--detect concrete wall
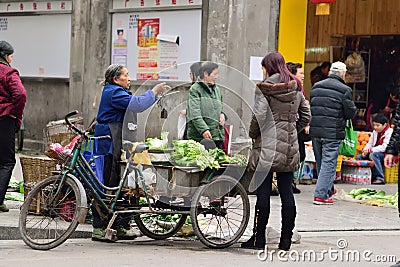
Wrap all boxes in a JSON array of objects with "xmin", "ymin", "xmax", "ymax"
[
  {"xmin": 204, "ymin": 0, "xmax": 280, "ymax": 138},
  {"xmin": 2, "ymin": 0, "xmax": 280, "ymax": 147},
  {"xmin": 21, "ymin": 79, "xmax": 70, "ymax": 147}
]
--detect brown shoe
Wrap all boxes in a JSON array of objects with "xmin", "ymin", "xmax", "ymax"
[{"xmin": 0, "ymin": 204, "xmax": 9, "ymax": 212}]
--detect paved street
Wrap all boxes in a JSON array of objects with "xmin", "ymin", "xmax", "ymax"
[{"xmin": 1, "ymin": 153, "xmax": 399, "ymax": 266}]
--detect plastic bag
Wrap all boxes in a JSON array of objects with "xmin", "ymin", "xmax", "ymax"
[
  {"xmin": 177, "ymin": 113, "xmax": 187, "ymax": 140},
  {"xmin": 339, "ymin": 120, "xmax": 357, "ymax": 157},
  {"xmin": 133, "ymin": 151, "xmax": 152, "ymax": 165},
  {"xmin": 82, "ymin": 139, "xmax": 104, "ymax": 190},
  {"xmin": 127, "ymin": 165, "xmax": 156, "ymax": 188}
]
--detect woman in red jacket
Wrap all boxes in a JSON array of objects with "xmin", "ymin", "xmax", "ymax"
[{"xmin": 0, "ymin": 41, "xmax": 26, "ymax": 212}]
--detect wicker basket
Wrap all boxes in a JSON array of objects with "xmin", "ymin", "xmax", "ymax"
[
  {"xmin": 43, "ymin": 117, "xmax": 84, "ymax": 148},
  {"xmin": 20, "ymin": 156, "xmax": 58, "ymax": 199}
]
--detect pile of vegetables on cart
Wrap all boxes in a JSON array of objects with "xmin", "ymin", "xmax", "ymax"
[
  {"xmin": 170, "ymin": 140, "xmax": 248, "ymax": 170},
  {"xmin": 346, "ymin": 188, "xmax": 398, "ymax": 208},
  {"xmin": 145, "ymin": 133, "xmax": 248, "ymax": 170}
]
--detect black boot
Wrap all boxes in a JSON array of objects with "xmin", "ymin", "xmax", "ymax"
[
  {"xmin": 241, "ymin": 206, "xmax": 269, "ymax": 250},
  {"xmin": 279, "ymin": 206, "xmax": 296, "ymax": 251},
  {"xmin": 292, "ymin": 182, "xmax": 301, "ymax": 194},
  {"xmin": 241, "ymin": 208, "xmax": 261, "ymax": 249}
]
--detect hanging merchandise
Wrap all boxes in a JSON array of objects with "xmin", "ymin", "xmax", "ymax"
[{"xmin": 345, "ymin": 52, "xmax": 366, "ymax": 83}]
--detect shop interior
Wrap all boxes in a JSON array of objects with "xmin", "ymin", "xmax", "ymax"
[{"xmin": 332, "ymin": 35, "xmax": 400, "ymax": 131}]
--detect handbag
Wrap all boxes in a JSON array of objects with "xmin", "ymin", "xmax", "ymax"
[{"xmin": 339, "ymin": 120, "xmax": 358, "ymax": 157}]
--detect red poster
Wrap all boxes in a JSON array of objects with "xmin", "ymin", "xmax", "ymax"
[
  {"xmin": 137, "ymin": 18, "xmax": 159, "ymax": 47},
  {"xmin": 137, "ymin": 18, "xmax": 160, "ymax": 80}
]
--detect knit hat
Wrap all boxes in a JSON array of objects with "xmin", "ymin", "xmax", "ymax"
[
  {"xmin": 330, "ymin": 61, "xmax": 347, "ymax": 72},
  {"xmin": 0, "ymin": 41, "xmax": 14, "ymax": 58}
]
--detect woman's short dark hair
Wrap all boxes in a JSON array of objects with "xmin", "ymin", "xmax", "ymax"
[
  {"xmin": 103, "ymin": 64, "xmax": 125, "ymax": 85},
  {"xmin": 286, "ymin": 62, "xmax": 302, "ymax": 75},
  {"xmin": 0, "ymin": 40, "xmax": 14, "ymax": 59},
  {"xmin": 190, "ymin": 62, "xmax": 201, "ymax": 80},
  {"xmin": 199, "ymin": 62, "xmax": 218, "ymax": 79},
  {"xmin": 373, "ymin": 113, "xmax": 389, "ymax": 125}
]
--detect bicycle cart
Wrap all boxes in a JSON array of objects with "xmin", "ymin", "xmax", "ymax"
[{"xmin": 19, "ymin": 111, "xmax": 250, "ymax": 250}]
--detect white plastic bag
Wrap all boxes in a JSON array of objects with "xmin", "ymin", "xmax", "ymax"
[
  {"xmin": 127, "ymin": 164, "xmax": 156, "ymax": 188},
  {"xmin": 177, "ymin": 113, "xmax": 186, "ymax": 140}
]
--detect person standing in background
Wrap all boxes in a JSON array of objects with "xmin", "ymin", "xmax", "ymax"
[
  {"xmin": 310, "ymin": 62, "xmax": 331, "ymax": 86},
  {"xmin": 187, "ymin": 62, "xmax": 226, "ymax": 149},
  {"xmin": 309, "ymin": 61, "xmax": 356, "ymax": 205},
  {"xmin": 178, "ymin": 62, "xmax": 202, "ymax": 140},
  {"xmin": 0, "ymin": 41, "xmax": 26, "ymax": 212},
  {"xmin": 287, "ymin": 62, "xmax": 310, "ymax": 194}
]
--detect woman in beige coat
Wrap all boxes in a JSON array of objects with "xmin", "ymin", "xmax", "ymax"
[{"xmin": 242, "ymin": 52, "xmax": 311, "ymax": 251}]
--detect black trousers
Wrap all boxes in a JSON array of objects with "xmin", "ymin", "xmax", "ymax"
[
  {"xmin": 0, "ymin": 117, "xmax": 17, "ymax": 205},
  {"xmin": 256, "ymin": 171, "xmax": 296, "ymax": 212}
]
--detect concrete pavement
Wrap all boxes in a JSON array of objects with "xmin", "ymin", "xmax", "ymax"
[{"xmin": 1, "ymin": 152, "xmax": 400, "ymax": 265}]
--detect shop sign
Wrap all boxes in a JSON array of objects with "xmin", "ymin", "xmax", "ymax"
[
  {"xmin": 0, "ymin": 1, "xmax": 72, "ymax": 13},
  {"xmin": 113, "ymin": 0, "xmax": 202, "ymax": 10}
]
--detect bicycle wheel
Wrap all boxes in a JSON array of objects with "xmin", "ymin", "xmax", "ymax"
[
  {"xmin": 19, "ymin": 175, "xmax": 83, "ymax": 250},
  {"xmin": 133, "ymin": 199, "xmax": 188, "ymax": 240},
  {"xmin": 190, "ymin": 175, "xmax": 250, "ymax": 249}
]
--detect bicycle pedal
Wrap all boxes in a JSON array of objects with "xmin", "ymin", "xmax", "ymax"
[{"xmin": 105, "ymin": 229, "xmax": 118, "ymax": 241}]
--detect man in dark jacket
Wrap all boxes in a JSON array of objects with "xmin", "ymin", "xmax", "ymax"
[{"xmin": 310, "ymin": 61, "xmax": 356, "ymax": 205}]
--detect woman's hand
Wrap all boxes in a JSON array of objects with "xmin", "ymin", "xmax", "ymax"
[
  {"xmin": 384, "ymin": 154, "xmax": 394, "ymax": 168},
  {"xmin": 304, "ymin": 125, "xmax": 310, "ymax": 135},
  {"xmin": 202, "ymin": 130, "xmax": 212, "ymax": 139},
  {"xmin": 219, "ymin": 113, "xmax": 225, "ymax": 126},
  {"xmin": 152, "ymin": 82, "xmax": 171, "ymax": 96}
]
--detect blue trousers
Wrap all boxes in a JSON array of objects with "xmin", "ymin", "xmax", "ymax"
[
  {"xmin": 356, "ymin": 152, "xmax": 385, "ymax": 181},
  {"xmin": 312, "ymin": 137, "xmax": 342, "ymax": 199}
]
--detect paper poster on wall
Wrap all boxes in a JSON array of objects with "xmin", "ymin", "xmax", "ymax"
[
  {"xmin": 137, "ymin": 18, "xmax": 159, "ymax": 80},
  {"xmin": 112, "ymin": 28, "xmax": 128, "ymax": 65},
  {"xmin": 249, "ymin": 56, "xmax": 264, "ymax": 81},
  {"xmin": 158, "ymin": 35, "xmax": 179, "ymax": 80},
  {"xmin": 111, "ymin": 10, "xmax": 201, "ymax": 81}
]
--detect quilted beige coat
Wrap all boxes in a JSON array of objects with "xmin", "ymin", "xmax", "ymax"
[{"xmin": 249, "ymin": 74, "xmax": 311, "ymax": 172}]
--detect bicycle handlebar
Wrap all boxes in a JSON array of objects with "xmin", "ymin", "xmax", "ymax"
[
  {"xmin": 64, "ymin": 110, "xmax": 84, "ymax": 136},
  {"xmin": 90, "ymin": 135, "xmax": 111, "ymax": 140}
]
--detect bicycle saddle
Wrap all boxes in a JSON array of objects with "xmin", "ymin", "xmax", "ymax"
[{"xmin": 123, "ymin": 140, "xmax": 149, "ymax": 154}]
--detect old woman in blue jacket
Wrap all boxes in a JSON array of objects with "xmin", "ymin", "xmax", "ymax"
[{"xmin": 92, "ymin": 64, "xmax": 168, "ymax": 241}]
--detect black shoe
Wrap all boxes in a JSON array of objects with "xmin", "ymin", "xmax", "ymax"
[
  {"xmin": 292, "ymin": 184, "xmax": 301, "ymax": 194},
  {"xmin": 270, "ymin": 189, "xmax": 279, "ymax": 196},
  {"xmin": 0, "ymin": 204, "xmax": 9, "ymax": 212},
  {"xmin": 278, "ymin": 238, "xmax": 291, "ymax": 251},
  {"xmin": 241, "ymin": 235, "xmax": 264, "ymax": 250}
]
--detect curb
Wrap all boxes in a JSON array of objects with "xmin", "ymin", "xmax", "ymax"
[{"xmin": 0, "ymin": 226, "xmax": 91, "ymax": 240}]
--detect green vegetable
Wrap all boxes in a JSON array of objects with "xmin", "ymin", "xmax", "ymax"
[
  {"xmin": 170, "ymin": 140, "xmax": 219, "ymax": 170},
  {"xmin": 346, "ymin": 188, "xmax": 398, "ymax": 208},
  {"xmin": 146, "ymin": 132, "xmax": 169, "ymax": 151},
  {"xmin": 5, "ymin": 194, "xmax": 24, "ymax": 202}
]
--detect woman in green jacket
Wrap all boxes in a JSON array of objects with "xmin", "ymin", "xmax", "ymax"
[{"xmin": 187, "ymin": 62, "xmax": 225, "ymax": 148}]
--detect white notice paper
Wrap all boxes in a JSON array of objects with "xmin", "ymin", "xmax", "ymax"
[{"xmin": 249, "ymin": 56, "xmax": 264, "ymax": 81}]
